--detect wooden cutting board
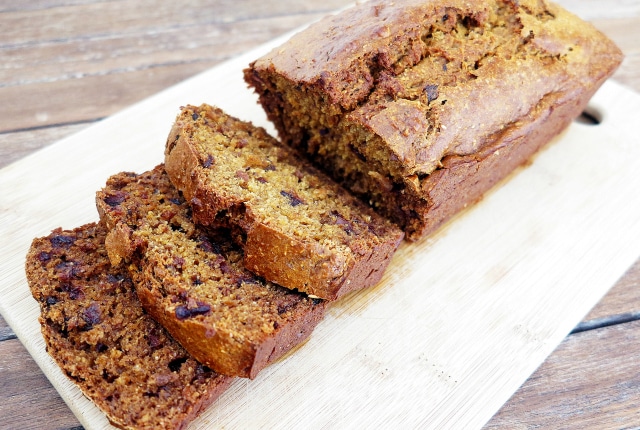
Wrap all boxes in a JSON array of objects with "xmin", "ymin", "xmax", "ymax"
[{"xmin": 1, "ymin": 26, "xmax": 640, "ymax": 429}]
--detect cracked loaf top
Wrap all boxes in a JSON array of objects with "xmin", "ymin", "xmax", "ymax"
[{"xmin": 249, "ymin": 0, "xmax": 623, "ymax": 177}]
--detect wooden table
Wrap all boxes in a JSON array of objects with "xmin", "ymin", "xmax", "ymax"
[{"xmin": 1, "ymin": 1, "xmax": 639, "ymax": 428}]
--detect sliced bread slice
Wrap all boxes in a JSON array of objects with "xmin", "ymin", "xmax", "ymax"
[{"xmin": 96, "ymin": 165, "xmax": 326, "ymax": 379}]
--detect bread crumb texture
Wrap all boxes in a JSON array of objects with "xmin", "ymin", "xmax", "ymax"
[
  {"xmin": 96, "ymin": 165, "xmax": 326, "ymax": 378},
  {"xmin": 25, "ymin": 223, "xmax": 232, "ymax": 430},
  {"xmin": 165, "ymin": 104, "xmax": 403, "ymax": 299}
]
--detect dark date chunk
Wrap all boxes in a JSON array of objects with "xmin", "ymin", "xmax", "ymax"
[
  {"xmin": 37, "ymin": 251, "xmax": 51, "ymax": 263},
  {"xmin": 175, "ymin": 304, "xmax": 211, "ymax": 320},
  {"xmin": 202, "ymin": 154, "xmax": 215, "ymax": 168},
  {"xmin": 107, "ymin": 273, "xmax": 125, "ymax": 284},
  {"xmin": 103, "ymin": 191, "xmax": 127, "ymax": 207},
  {"xmin": 82, "ymin": 302, "xmax": 101, "ymax": 327},
  {"xmin": 50, "ymin": 235, "xmax": 76, "ymax": 248},
  {"xmin": 61, "ymin": 283, "xmax": 84, "ymax": 300},
  {"xmin": 172, "ymin": 256, "xmax": 185, "ymax": 272},
  {"xmin": 280, "ymin": 190, "xmax": 305, "ymax": 207},
  {"xmin": 55, "ymin": 260, "xmax": 80, "ymax": 281},
  {"xmin": 232, "ymin": 273, "xmax": 261, "ymax": 288},
  {"xmin": 146, "ymin": 325, "xmax": 165, "ymax": 349},
  {"xmin": 424, "ymin": 84, "xmax": 439, "ymax": 104},
  {"xmin": 175, "ymin": 306, "xmax": 191, "ymax": 320}
]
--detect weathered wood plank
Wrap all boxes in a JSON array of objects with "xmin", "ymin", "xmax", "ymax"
[
  {"xmin": 485, "ymin": 319, "xmax": 640, "ymax": 429},
  {"xmin": 0, "ymin": 123, "xmax": 91, "ymax": 169},
  {"xmin": 0, "ymin": 0, "xmax": 99, "ymax": 14},
  {"xmin": 0, "ymin": 9, "xmax": 351, "ymax": 132},
  {"xmin": 0, "ymin": 314, "xmax": 17, "ymax": 341},
  {"xmin": 0, "ymin": 61, "xmax": 220, "ymax": 133},
  {"xmin": 0, "ymin": 10, "xmax": 336, "ymax": 86},
  {"xmin": 0, "ymin": 0, "xmax": 349, "ymax": 46},
  {"xmin": 0, "ymin": 338, "xmax": 82, "ymax": 430}
]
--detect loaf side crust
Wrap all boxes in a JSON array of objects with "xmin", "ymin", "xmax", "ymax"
[
  {"xmin": 164, "ymin": 104, "xmax": 403, "ymax": 300},
  {"xmin": 96, "ymin": 166, "xmax": 326, "ymax": 379},
  {"xmin": 25, "ymin": 223, "xmax": 233, "ymax": 430}
]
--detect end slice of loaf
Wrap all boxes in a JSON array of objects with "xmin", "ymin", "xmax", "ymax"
[
  {"xmin": 96, "ymin": 165, "xmax": 326, "ymax": 379},
  {"xmin": 164, "ymin": 104, "xmax": 404, "ymax": 300},
  {"xmin": 25, "ymin": 222, "xmax": 233, "ymax": 430},
  {"xmin": 245, "ymin": 0, "xmax": 624, "ymax": 239}
]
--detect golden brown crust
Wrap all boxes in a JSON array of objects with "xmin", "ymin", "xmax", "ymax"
[
  {"xmin": 164, "ymin": 104, "xmax": 403, "ymax": 300},
  {"xmin": 245, "ymin": 0, "xmax": 624, "ymax": 240},
  {"xmin": 96, "ymin": 165, "xmax": 327, "ymax": 379},
  {"xmin": 25, "ymin": 223, "xmax": 232, "ymax": 430}
]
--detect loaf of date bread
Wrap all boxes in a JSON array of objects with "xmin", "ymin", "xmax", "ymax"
[
  {"xmin": 96, "ymin": 165, "xmax": 326, "ymax": 379},
  {"xmin": 164, "ymin": 104, "xmax": 404, "ymax": 300},
  {"xmin": 245, "ymin": 0, "xmax": 623, "ymax": 240},
  {"xmin": 25, "ymin": 223, "xmax": 233, "ymax": 430}
]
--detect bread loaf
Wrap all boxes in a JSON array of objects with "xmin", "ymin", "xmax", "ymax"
[{"xmin": 245, "ymin": 0, "xmax": 623, "ymax": 239}]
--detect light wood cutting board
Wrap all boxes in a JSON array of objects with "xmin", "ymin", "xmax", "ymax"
[{"xmin": 1, "ymin": 25, "xmax": 640, "ymax": 430}]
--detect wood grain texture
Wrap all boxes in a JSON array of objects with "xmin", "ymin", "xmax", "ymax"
[
  {"xmin": 0, "ymin": 339, "xmax": 81, "ymax": 430},
  {"xmin": 1, "ymin": 0, "xmax": 640, "ymax": 429},
  {"xmin": 0, "ymin": 0, "xmax": 352, "ymax": 133},
  {"xmin": 485, "ymin": 320, "xmax": 640, "ymax": 429},
  {"xmin": 0, "ymin": 123, "xmax": 92, "ymax": 169},
  {"xmin": 0, "ymin": 313, "xmax": 81, "ymax": 429},
  {"xmin": 0, "ymin": 314, "xmax": 17, "ymax": 341}
]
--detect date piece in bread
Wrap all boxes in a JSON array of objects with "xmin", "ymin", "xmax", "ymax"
[
  {"xmin": 25, "ymin": 223, "xmax": 233, "ymax": 430},
  {"xmin": 245, "ymin": 0, "xmax": 624, "ymax": 239},
  {"xmin": 96, "ymin": 165, "xmax": 326, "ymax": 379},
  {"xmin": 164, "ymin": 104, "xmax": 404, "ymax": 300}
]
